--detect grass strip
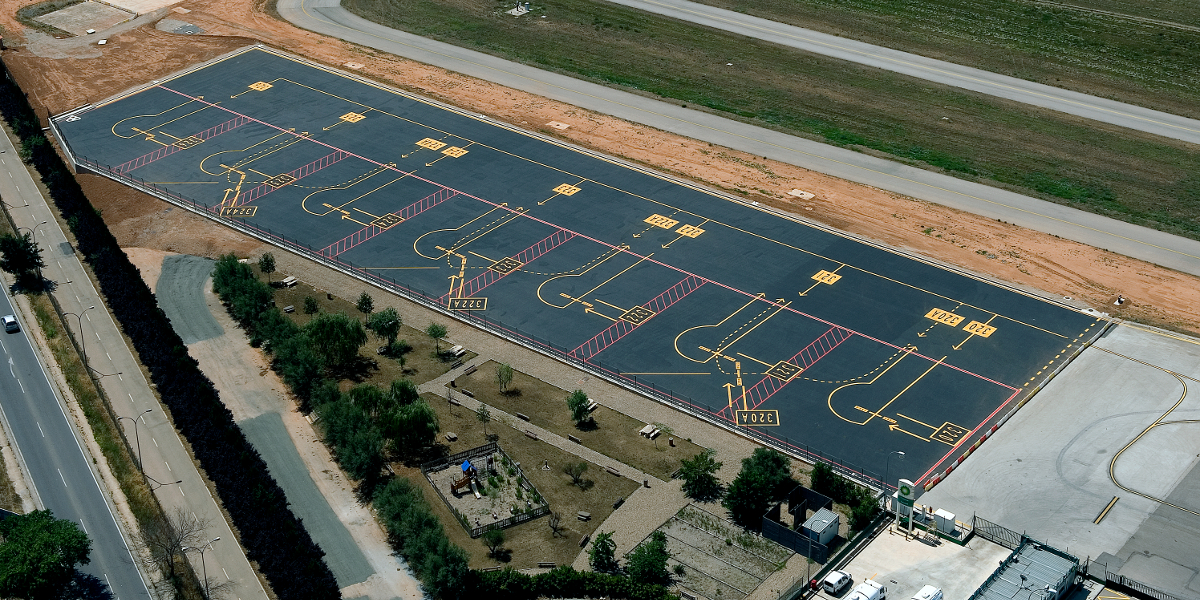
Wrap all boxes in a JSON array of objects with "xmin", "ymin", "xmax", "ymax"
[
  {"xmin": 686, "ymin": 0, "xmax": 1200, "ymax": 118},
  {"xmin": 344, "ymin": 0, "xmax": 1200, "ymax": 241}
]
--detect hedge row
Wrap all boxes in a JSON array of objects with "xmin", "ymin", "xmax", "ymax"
[
  {"xmin": 0, "ymin": 61, "xmax": 340, "ymax": 599},
  {"xmin": 462, "ymin": 565, "xmax": 676, "ymax": 600}
]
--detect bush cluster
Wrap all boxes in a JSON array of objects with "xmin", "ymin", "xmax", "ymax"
[
  {"xmin": 0, "ymin": 61, "xmax": 339, "ymax": 599},
  {"xmin": 374, "ymin": 478, "xmax": 470, "ymax": 599}
]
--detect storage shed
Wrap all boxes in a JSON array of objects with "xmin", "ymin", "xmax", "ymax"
[{"xmin": 802, "ymin": 507, "xmax": 839, "ymax": 545}]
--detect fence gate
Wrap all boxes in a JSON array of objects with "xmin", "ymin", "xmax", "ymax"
[{"xmin": 971, "ymin": 515, "xmax": 1021, "ymax": 549}]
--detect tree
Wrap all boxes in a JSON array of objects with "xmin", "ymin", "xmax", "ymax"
[
  {"xmin": 366, "ymin": 307, "xmax": 402, "ymax": 347},
  {"xmin": 388, "ymin": 378, "xmax": 420, "ymax": 407},
  {"xmin": 476, "ymin": 404, "xmax": 491, "ymax": 437},
  {"xmin": 304, "ymin": 312, "xmax": 368, "ymax": 373},
  {"xmin": 303, "ymin": 296, "xmax": 320, "ymax": 315},
  {"xmin": 625, "ymin": 530, "xmax": 671, "ymax": 586},
  {"xmin": 425, "ymin": 322, "xmax": 448, "ymax": 354},
  {"xmin": 723, "ymin": 448, "xmax": 794, "ymax": 529},
  {"xmin": 258, "ymin": 252, "xmax": 276, "ymax": 284},
  {"xmin": 563, "ymin": 461, "xmax": 592, "ymax": 490},
  {"xmin": 272, "ymin": 335, "xmax": 323, "ymax": 403},
  {"xmin": 482, "ymin": 529, "xmax": 505, "ymax": 558},
  {"xmin": 0, "ymin": 509, "xmax": 91, "ymax": 599},
  {"xmin": 588, "ymin": 531, "xmax": 618, "ymax": 573},
  {"xmin": 548, "ymin": 512, "xmax": 563, "ymax": 538},
  {"xmin": 566, "ymin": 390, "xmax": 591, "ymax": 427},
  {"xmin": 0, "ymin": 232, "xmax": 45, "ymax": 291},
  {"xmin": 679, "ymin": 448, "xmax": 724, "ymax": 502},
  {"xmin": 383, "ymin": 400, "xmax": 440, "ymax": 457},
  {"xmin": 495, "ymin": 363, "xmax": 514, "ymax": 393},
  {"xmin": 340, "ymin": 426, "xmax": 384, "ymax": 481},
  {"xmin": 356, "ymin": 291, "xmax": 374, "ymax": 319},
  {"xmin": 138, "ymin": 506, "xmax": 209, "ymax": 583}
]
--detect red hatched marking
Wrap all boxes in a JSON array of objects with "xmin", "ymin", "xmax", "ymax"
[
  {"xmin": 724, "ymin": 325, "xmax": 853, "ymax": 416},
  {"xmin": 438, "ymin": 228, "xmax": 577, "ymax": 304},
  {"xmin": 228, "ymin": 149, "xmax": 352, "ymax": 207},
  {"xmin": 115, "ymin": 115, "xmax": 252, "ymax": 174},
  {"xmin": 319, "ymin": 187, "xmax": 459, "ymax": 258},
  {"xmin": 569, "ymin": 275, "xmax": 706, "ymax": 362}
]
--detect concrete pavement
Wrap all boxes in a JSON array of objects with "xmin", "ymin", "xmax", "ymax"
[
  {"xmin": 277, "ymin": 2, "xmax": 1200, "ymax": 278},
  {"xmin": 0, "ymin": 125, "xmax": 270, "ymax": 600},
  {"xmin": 599, "ymin": 0, "xmax": 1200, "ymax": 145}
]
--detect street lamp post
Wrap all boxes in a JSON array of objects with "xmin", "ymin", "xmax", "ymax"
[
  {"xmin": 183, "ymin": 537, "xmax": 220, "ymax": 598},
  {"xmin": 63, "ymin": 305, "xmax": 96, "ymax": 367},
  {"xmin": 118, "ymin": 408, "xmax": 153, "ymax": 481},
  {"xmin": 884, "ymin": 450, "xmax": 905, "ymax": 496}
]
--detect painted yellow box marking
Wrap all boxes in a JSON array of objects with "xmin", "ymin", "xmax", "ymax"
[
  {"xmin": 925, "ymin": 308, "xmax": 965, "ymax": 327},
  {"xmin": 811, "ymin": 270, "xmax": 842, "ymax": 285},
  {"xmin": 675, "ymin": 224, "xmax": 706, "ymax": 238},
  {"xmin": 963, "ymin": 321, "xmax": 997, "ymax": 338},
  {"xmin": 416, "ymin": 138, "xmax": 447, "ymax": 150},
  {"xmin": 442, "ymin": 146, "xmax": 469, "ymax": 158},
  {"xmin": 553, "ymin": 183, "xmax": 582, "ymax": 196},
  {"xmin": 644, "ymin": 214, "xmax": 680, "ymax": 229},
  {"xmin": 248, "ymin": 81, "xmax": 273, "ymax": 91}
]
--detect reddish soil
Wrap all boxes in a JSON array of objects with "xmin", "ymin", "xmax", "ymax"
[{"xmin": 3, "ymin": 0, "xmax": 1199, "ymax": 333}]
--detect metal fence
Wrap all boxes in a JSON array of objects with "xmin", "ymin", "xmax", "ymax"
[
  {"xmin": 1084, "ymin": 559, "xmax": 1188, "ymax": 600},
  {"xmin": 420, "ymin": 441, "xmax": 549, "ymax": 538},
  {"xmin": 70, "ymin": 152, "xmax": 887, "ymax": 491},
  {"xmin": 971, "ymin": 515, "xmax": 1022, "ymax": 549}
]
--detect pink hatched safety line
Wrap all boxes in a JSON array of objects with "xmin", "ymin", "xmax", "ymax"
[
  {"xmin": 228, "ymin": 149, "xmax": 351, "ymax": 207},
  {"xmin": 439, "ymin": 228, "xmax": 577, "ymax": 304},
  {"xmin": 568, "ymin": 275, "xmax": 706, "ymax": 362},
  {"xmin": 723, "ymin": 325, "xmax": 853, "ymax": 417},
  {"xmin": 319, "ymin": 187, "xmax": 459, "ymax": 258},
  {"xmin": 115, "ymin": 115, "xmax": 252, "ymax": 174}
]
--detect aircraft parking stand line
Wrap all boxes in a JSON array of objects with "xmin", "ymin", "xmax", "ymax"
[{"xmin": 53, "ymin": 46, "xmax": 1105, "ymax": 486}]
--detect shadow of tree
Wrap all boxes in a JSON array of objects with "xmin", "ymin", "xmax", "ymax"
[{"xmin": 61, "ymin": 571, "xmax": 115, "ymax": 600}]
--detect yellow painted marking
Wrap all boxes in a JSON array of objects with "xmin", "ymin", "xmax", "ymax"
[
  {"xmin": 173, "ymin": 134, "xmax": 205, "ymax": 150},
  {"xmin": 490, "ymin": 257, "xmax": 524, "ymax": 274},
  {"xmin": 735, "ymin": 410, "xmax": 780, "ymax": 426},
  {"xmin": 765, "ymin": 361, "xmax": 801, "ymax": 382},
  {"xmin": 371, "ymin": 213, "xmax": 404, "ymax": 229},
  {"xmin": 534, "ymin": 245, "xmax": 634, "ymax": 308},
  {"xmin": 583, "ymin": 306, "xmax": 619, "ymax": 322},
  {"xmin": 553, "ymin": 183, "xmax": 582, "ymax": 196},
  {"xmin": 264, "ymin": 173, "xmax": 296, "ymax": 188},
  {"xmin": 675, "ymin": 224, "xmax": 705, "ymax": 237},
  {"xmin": 468, "ymin": 250, "xmax": 497, "ymax": 262},
  {"xmin": 442, "ymin": 146, "xmax": 469, "ymax": 158},
  {"xmin": 644, "ymin": 214, "xmax": 680, "ymax": 229},
  {"xmin": 340, "ymin": 112, "xmax": 366, "ymax": 123},
  {"xmin": 620, "ymin": 306, "xmax": 656, "ymax": 324},
  {"xmin": 1094, "ymin": 496, "xmax": 1119, "ymax": 524},
  {"xmin": 826, "ymin": 347, "xmax": 923, "ymax": 425},
  {"xmin": 219, "ymin": 206, "xmax": 257, "ymax": 218},
  {"xmin": 249, "ymin": 81, "xmax": 273, "ymax": 91},
  {"xmin": 111, "ymin": 99, "xmax": 212, "ymax": 139},
  {"xmin": 736, "ymin": 352, "xmax": 775, "ymax": 368},
  {"xmin": 925, "ymin": 308, "xmax": 965, "ymax": 327},
  {"xmin": 675, "ymin": 293, "xmax": 767, "ymax": 363},
  {"xmin": 963, "ymin": 321, "xmax": 997, "ymax": 338},
  {"xmin": 448, "ymin": 297, "xmax": 488, "ymax": 311},
  {"xmin": 341, "ymin": 214, "xmax": 370, "ymax": 226},
  {"xmin": 594, "ymin": 298, "xmax": 628, "ymax": 312},
  {"xmin": 416, "ymin": 137, "xmax": 447, "ymax": 150},
  {"xmin": 354, "ymin": 207, "xmax": 381, "ymax": 219}
]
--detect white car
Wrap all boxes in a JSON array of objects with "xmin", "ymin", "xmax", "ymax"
[
  {"xmin": 2, "ymin": 315, "xmax": 18, "ymax": 333},
  {"xmin": 847, "ymin": 579, "xmax": 887, "ymax": 600},
  {"xmin": 823, "ymin": 570, "xmax": 853, "ymax": 595}
]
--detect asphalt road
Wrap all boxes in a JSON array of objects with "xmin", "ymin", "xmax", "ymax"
[
  {"xmin": 0, "ymin": 287, "xmax": 150, "ymax": 599},
  {"xmin": 0, "ymin": 129, "xmax": 270, "ymax": 600},
  {"xmin": 599, "ymin": 0, "xmax": 1200, "ymax": 146},
  {"xmin": 277, "ymin": 0, "xmax": 1200, "ymax": 278}
]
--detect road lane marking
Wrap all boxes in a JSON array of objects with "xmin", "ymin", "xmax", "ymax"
[
  {"xmin": 58, "ymin": 469, "xmax": 68, "ymax": 487},
  {"xmin": 165, "ymin": 461, "xmax": 171, "ymax": 471},
  {"xmin": 37, "ymin": 422, "xmax": 44, "ymax": 438},
  {"xmin": 152, "ymin": 437, "xmax": 159, "ymax": 447}
]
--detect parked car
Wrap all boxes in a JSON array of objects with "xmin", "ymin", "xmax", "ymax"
[
  {"xmin": 847, "ymin": 579, "xmax": 887, "ymax": 600},
  {"xmin": 2, "ymin": 315, "xmax": 18, "ymax": 333},
  {"xmin": 823, "ymin": 570, "xmax": 853, "ymax": 595}
]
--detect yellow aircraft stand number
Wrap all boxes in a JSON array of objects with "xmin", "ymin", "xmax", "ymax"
[
  {"xmin": 735, "ymin": 410, "xmax": 780, "ymax": 426},
  {"xmin": 416, "ymin": 138, "xmax": 447, "ymax": 150},
  {"xmin": 644, "ymin": 214, "xmax": 680, "ymax": 229},
  {"xmin": 220, "ymin": 206, "xmax": 257, "ymax": 218},
  {"xmin": 925, "ymin": 308, "xmax": 965, "ymax": 327},
  {"xmin": 812, "ymin": 270, "xmax": 842, "ymax": 285},
  {"xmin": 963, "ymin": 321, "xmax": 997, "ymax": 338},
  {"xmin": 449, "ymin": 297, "xmax": 488, "ymax": 311}
]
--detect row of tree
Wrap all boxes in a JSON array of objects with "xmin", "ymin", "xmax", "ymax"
[{"xmin": 0, "ymin": 61, "xmax": 340, "ymax": 599}]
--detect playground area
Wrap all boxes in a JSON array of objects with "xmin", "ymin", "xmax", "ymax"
[
  {"xmin": 52, "ymin": 45, "xmax": 1105, "ymax": 486},
  {"xmin": 423, "ymin": 443, "xmax": 550, "ymax": 538}
]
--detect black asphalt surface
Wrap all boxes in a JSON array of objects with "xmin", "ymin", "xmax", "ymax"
[
  {"xmin": 0, "ymin": 289, "xmax": 150, "ymax": 599},
  {"xmin": 55, "ymin": 47, "xmax": 1104, "ymax": 485}
]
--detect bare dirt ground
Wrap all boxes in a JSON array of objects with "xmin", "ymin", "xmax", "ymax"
[{"xmin": 4, "ymin": 0, "xmax": 1198, "ymax": 334}]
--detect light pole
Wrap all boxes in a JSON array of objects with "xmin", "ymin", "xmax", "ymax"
[
  {"xmin": 118, "ymin": 408, "xmax": 153, "ymax": 481},
  {"xmin": 63, "ymin": 305, "xmax": 96, "ymax": 368},
  {"xmin": 884, "ymin": 450, "xmax": 905, "ymax": 495},
  {"xmin": 183, "ymin": 536, "xmax": 220, "ymax": 598}
]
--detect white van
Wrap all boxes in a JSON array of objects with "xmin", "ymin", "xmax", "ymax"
[
  {"xmin": 847, "ymin": 579, "xmax": 887, "ymax": 600},
  {"xmin": 911, "ymin": 586, "xmax": 943, "ymax": 600}
]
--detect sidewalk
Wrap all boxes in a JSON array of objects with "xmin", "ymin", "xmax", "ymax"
[{"xmin": 0, "ymin": 125, "xmax": 270, "ymax": 600}]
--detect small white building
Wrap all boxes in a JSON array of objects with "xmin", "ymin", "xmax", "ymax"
[{"xmin": 802, "ymin": 507, "xmax": 839, "ymax": 545}]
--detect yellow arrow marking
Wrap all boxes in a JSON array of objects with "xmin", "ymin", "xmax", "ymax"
[
  {"xmin": 583, "ymin": 307, "xmax": 618, "ymax": 322},
  {"xmin": 341, "ymin": 214, "xmax": 370, "ymax": 226},
  {"xmin": 594, "ymin": 298, "xmax": 627, "ymax": 312},
  {"xmin": 888, "ymin": 424, "xmax": 931, "ymax": 441}
]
